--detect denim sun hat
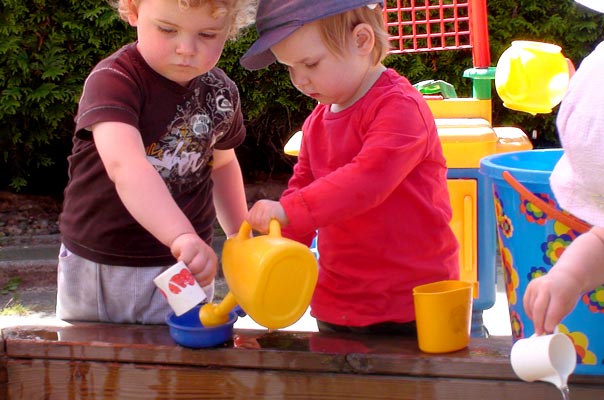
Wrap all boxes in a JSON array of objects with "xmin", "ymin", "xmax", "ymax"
[
  {"xmin": 240, "ymin": 0, "xmax": 385, "ymax": 71},
  {"xmin": 575, "ymin": 0, "xmax": 604, "ymax": 13}
]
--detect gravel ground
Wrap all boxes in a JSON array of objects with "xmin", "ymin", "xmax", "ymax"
[{"xmin": 0, "ymin": 191, "xmax": 61, "ymax": 241}]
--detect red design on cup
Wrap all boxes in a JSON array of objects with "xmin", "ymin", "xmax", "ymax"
[{"xmin": 168, "ymin": 268, "xmax": 196, "ymax": 294}]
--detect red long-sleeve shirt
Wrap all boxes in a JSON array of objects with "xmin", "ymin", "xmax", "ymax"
[{"xmin": 281, "ymin": 69, "xmax": 459, "ymax": 326}]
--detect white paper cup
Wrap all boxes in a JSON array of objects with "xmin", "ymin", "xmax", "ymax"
[
  {"xmin": 153, "ymin": 261, "xmax": 206, "ymax": 316},
  {"xmin": 510, "ymin": 333, "xmax": 576, "ymax": 389}
]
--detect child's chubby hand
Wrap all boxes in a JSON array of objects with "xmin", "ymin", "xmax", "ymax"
[
  {"xmin": 523, "ymin": 270, "xmax": 582, "ymax": 335},
  {"xmin": 247, "ymin": 200, "xmax": 289, "ymax": 234},
  {"xmin": 170, "ymin": 233, "xmax": 217, "ymax": 287}
]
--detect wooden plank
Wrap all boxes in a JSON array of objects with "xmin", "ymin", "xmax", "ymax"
[
  {"xmin": 3, "ymin": 324, "xmax": 517, "ymax": 378},
  {"xmin": 6, "ymin": 358, "xmax": 603, "ymax": 400},
  {"xmin": 3, "ymin": 323, "xmax": 604, "ymax": 398}
]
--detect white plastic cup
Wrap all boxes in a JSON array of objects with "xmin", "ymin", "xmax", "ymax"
[
  {"xmin": 510, "ymin": 333, "xmax": 576, "ymax": 389},
  {"xmin": 153, "ymin": 261, "xmax": 206, "ymax": 316}
]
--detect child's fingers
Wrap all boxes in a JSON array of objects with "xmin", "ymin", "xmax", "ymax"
[
  {"xmin": 543, "ymin": 298, "xmax": 576, "ymax": 335},
  {"xmin": 530, "ymin": 290, "xmax": 552, "ymax": 335},
  {"xmin": 523, "ymin": 286, "xmax": 535, "ymax": 320},
  {"xmin": 189, "ymin": 252, "xmax": 217, "ymax": 287},
  {"xmin": 247, "ymin": 203, "xmax": 272, "ymax": 233}
]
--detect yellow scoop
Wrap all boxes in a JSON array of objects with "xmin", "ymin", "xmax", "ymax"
[{"xmin": 200, "ymin": 219, "xmax": 318, "ymax": 329}]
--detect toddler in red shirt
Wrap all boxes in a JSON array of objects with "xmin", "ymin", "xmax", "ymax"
[{"xmin": 240, "ymin": 0, "xmax": 459, "ymax": 334}]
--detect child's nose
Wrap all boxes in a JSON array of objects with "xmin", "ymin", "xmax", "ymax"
[
  {"xmin": 290, "ymin": 70, "xmax": 309, "ymax": 89},
  {"xmin": 176, "ymin": 36, "xmax": 197, "ymax": 56}
]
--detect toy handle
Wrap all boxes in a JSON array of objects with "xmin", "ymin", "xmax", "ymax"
[
  {"xmin": 236, "ymin": 220, "xmax": 253, "ymax": 240},
  {"xmin": 268, "ymin": 219, "xmax": 282, "ymax": 238},
  {"xmin": 502, "ymin": 170, "xmax": 591, "ymax": 233},
  {"xmin": 236, "ymin": 219, "xmax": 282, "ymax": 240}
]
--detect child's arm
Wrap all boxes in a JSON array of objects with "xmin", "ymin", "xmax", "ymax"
[
  {"xmin": 524, "ymin": 226, "xmax": 604, "ymax": 334},
  {"xmin": 92, "ymin": 121, "xmax": 217, "ymax": 285},
  {"xmin": 211, "ymin": 149, "xmax": 248, "ymax": 237}
]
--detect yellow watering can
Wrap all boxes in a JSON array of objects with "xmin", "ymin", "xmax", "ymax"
[
  {"xmin": 495, "ymin": 40, "xmax": 570, "ymax": 115},
  {"xmin": 200, "ymin": 219, "xmax": 318, "ymax": 329}
]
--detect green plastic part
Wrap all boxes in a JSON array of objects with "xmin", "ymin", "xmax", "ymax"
[
  {"xmin": 463, "ymin": 67, "xmax": 496, "ymax": 100},
  {"xmin": 413, "ymin": 80, "xmax": 458, "ymax": 99}
]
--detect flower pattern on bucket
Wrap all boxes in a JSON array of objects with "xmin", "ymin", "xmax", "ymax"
[
  {"xmin": 582, "ymin": 286, "xmax": 604, "ymax": 313},
  {"xmin": 520, "ymin": 192, "xmax": 555, "ymax": 225}
]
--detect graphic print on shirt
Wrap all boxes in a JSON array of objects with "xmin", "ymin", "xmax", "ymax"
[{"xmin": 146, "ymin": 71, "xmax": 236, "ymax": 193}]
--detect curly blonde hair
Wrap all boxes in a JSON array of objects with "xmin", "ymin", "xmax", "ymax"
[{"xmin": 108, "ymin": 0, "xmax": 256, "ymax": 39}]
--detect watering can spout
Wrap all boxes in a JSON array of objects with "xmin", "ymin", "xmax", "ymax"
[{"xmin": 199, "ymin": 292, "xmax": 238, "ymax": 327}]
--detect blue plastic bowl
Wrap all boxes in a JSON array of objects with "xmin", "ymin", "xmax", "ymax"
[{"xmin": 166, "ymin": 304, "xmax": 238, "ymax": 348}]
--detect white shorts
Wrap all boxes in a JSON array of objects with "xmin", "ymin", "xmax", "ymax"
[{"xmin": 56, "ymin": 244, "xmax": 214, "ymax": 324}]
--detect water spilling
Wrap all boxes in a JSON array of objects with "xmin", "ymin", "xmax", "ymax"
[{"xmin": 560, "ymin": 385, "xmax": 570, "ymax": 400}]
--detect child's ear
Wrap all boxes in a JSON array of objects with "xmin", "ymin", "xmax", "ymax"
[
  {"xmin": 126, "ymin": 2, "xmax": 139, "ymax": 26},
  {"xmin": 352, "ymin": 23, "xmax": 375, "ymax": 56}
]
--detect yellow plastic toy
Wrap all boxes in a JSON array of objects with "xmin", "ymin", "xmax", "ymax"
[
  {"xmin": 413, "ymin": 280, "xmax": 473, "ymax": 353},
  {"xmin": 495, "ymin": 40, "xmax": 570, "ymax": 115},
  {"xmin": 199, "ymin": 219, "xmax": 318, "ymax": 329}
]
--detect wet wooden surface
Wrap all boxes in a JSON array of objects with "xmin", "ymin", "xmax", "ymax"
[{"xmin": 1, "ymin": 323, "xmax": 603, "ymax": 399}]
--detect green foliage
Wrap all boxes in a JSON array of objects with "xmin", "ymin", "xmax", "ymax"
[
  {"xmin": 1, "ymin": 276, "xmax": 21, "ymax": 295},
  {"xmin": 1, "ymin": 0, "xmax": 603, "ymax": 191},
  {"xmin": 0, "ymin": 300, "xmax": 30, "ymax": 316},
  {"xmin": 0, "ymin": 0, "xmax": 135, "ymax": 192}
]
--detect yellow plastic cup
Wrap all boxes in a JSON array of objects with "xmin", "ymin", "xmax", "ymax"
[{"xmin": 413, "ymin": 280, "xmax": 473, "ymax": 353}]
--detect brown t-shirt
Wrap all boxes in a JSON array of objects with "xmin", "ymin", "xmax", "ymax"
[{"xmin": 60, "ymin": 43, "xmax": 245, "ymax": 266}]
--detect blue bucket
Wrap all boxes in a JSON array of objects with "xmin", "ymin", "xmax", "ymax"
[{"xmin": 480, "ymin": 149, "xmax": 604, "ymax": 376}]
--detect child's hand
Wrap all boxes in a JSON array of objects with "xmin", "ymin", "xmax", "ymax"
[
  {"xmin": 524, "ymin": 227, "xmax": 604, "ymax": 335},
  {"xmin": 523, "ymin": 270, "xmax": 582, "ymax": 335},
  {"xmin": 247, "ymin": 200, "xmax": 289, "ymax": 234},
  {"xmin": 170, "ymin": 233, "xmax": 217, "ymax": 287}
]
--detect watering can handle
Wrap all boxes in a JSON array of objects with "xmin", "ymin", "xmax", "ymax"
[
  {"xmin": 501, "ymin": 171, "xmax": 591, "ymax": 234},
  {"xmin": 237, "ymin": 221, "xmax": 253, "ymax": 240},
  {"xmin": 237, "ymin": 219, "xmax": 282, "ymax": 240},
  {"xmin": 268, "ymin": 219, "xmax": 282, "ymax": 237}
]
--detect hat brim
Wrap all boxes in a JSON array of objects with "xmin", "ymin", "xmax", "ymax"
[
  {"xmin": 240, "ymin": 0, "xmax": 386, "ymax": 70},
  {"xmin": 240, "ymin": 24, "xmax": 301, "ymax": 70},
  {"xmin": 575, "ymin": 0, "xmax": 604, "ymax": 13}
]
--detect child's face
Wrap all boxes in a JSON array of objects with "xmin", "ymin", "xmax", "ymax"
[
  {"xmin": 271, "ymin": 22, "xmax": 370, "ymax": 109},
  {"xmin": 128, "ymin": 0, "xmax": 231, "ymax": 86}
]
